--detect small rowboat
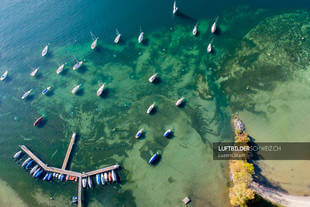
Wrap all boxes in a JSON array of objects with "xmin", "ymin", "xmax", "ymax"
[
  {"xmin": 148, "ymin": 73, "xmax": 158, "ymax": 83},
  {"xmin": 47, "ymin": 173, "xmax": 53, "ymax": 181},
  {"xmin": 72, "ymin": 84, "xmax": 81, "ymax": 94},
  {"xmin": 96, "ymin": 174, "xmax": 101, "ymax": 185},
  {"xmin": 173, "ymin": 1, "xmax": 178, "ymax": 15},
  {"xmin": 43, "ymin": 173, "xmax": 49, "ymax": 181},
  {"xmin": 34, "ymin": 116, "xmax": 43, "ymax": 127},
  {"xmin": 149, "ymin": 152, "xmax": 159, "ymax": 164},
  {"xmin": 30, "ymin": 165, "xmax": 39, "ymax": 175},
  {"xmin": 42, "ymin": 86, "xmax": 51, "ymax": 95},
  {"xmin": 104, "ymin": 172, "xmax": 108, "ymax": 182},
  {"xmin": 138, "ymin": 32, "xmax": 144, "ymax": 44},
  {"xmin": 82, "ymin": 178, "xmax": 87, "ymax": 188},
  {"xmin": 176, "ymin": 97, "xmax": 184, "ymax": 106},
  {"xmin": 22, "ymin": 157, "xmax": 31, "ymax": 167},
  {"xmin": 30, "ymin": 68, "xmax": 39, "ymax": 77},
  {"xmin": 163, "ymin": 129, "xmax": 172, "ymax": 137},
  {"xmin": 91, "ymin": 38, "xmax": 98, "ymax": 50},
  {"xmin": 21, "ymin": 89, "xmax": 32, "ymax": 100},
  {"xmin": 32, "ymin": 168, "xmax": 41, "ymax": 177},
  {"xmin": 101, "ymin": 173, "xmax": 105, "ymax": 185},
  {"xmin": 108, "ymin": 172, "xmax": 112, "ymax": 182},
  {"xmin": 192, "ymin": 24, "xmax": 198, "ymax": 36},
  {"xmin": 207, "ymin": 43, "xmax": 212, "ymax": 53},
  {"xmin": 25, "ymin": 160, "xmax": 34, "ymax": 169},
  {"xmin": 41, "ymin": 45, "xmax": 48, "ymax": 57},
  {"xmin": 135, "ymin": 128, "xmax": 144, "ymax": 139},
  {"xmin": 13, "ymin": 151, "xmax": 23, "ymax": 159},
  {"xmin": 111, "ymin": 170, "xmax": 117, "ymax": 182},
  {"xmin": 56, "ymin": 64, "xmax": 65, "ymax": 74},
  {"xmin": 146, "ymin": 103, "xmax": 155, "ymax": 114},
  {"xmin": 97, "ymin": 84, "xmax": 105, "ymax": 96},
  {"xmin": 73, "ymin": 61, "xmax": 83, "ymax": 70},
  {"xmin": 114, "ymin": 30, "xmax": 121, "ymax": 44},
  {"xmin": 0, "ymin": 70, "xmax": 8, "ymax": 81},
  {"xmin": 88, "ymin": 176, "xmax": 93, "ymax": 188}
]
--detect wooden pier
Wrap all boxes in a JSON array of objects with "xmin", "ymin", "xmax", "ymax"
[
  {"xmin": 62, "ymin": 132, "xmax": 77, "ymax": 170},
  {"xmin": 18, "ymin": 134, "xmax": 120, "ymax": 207}
]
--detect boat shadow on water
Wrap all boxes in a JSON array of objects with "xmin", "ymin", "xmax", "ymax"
[
  {"xmin": 76, "ymin": 65, "xmax": 87, "ymax": 74},
  {"xmin": 25, "ymin": 94, "xmax": 35, "ymax": 101},
  {"xmin": 75, "ymin": 88, "xmax": 84, "ymax": 96},
  {"xmin": 98, "ymin": 88, "xmax": 109, "ymax": 98},
  {"xmin": 141, "ymin": 38, "xmax": 149, "ymax": 46},
  {"xmin": 36, "ymin": 118, "xmax": 47, "ymax": 128},
  {"xmin": 44, "ymin": 51, "xmax": 54, "ymax": 59},
  {"xmin": 152, "ymin": 77, "xmax": 161, "ymax": 84},
  {"xmin": 45, "ymin": 90, "xmax": 54, "ymax": 97}
]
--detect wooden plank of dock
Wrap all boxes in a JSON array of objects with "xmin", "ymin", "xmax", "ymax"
[
  {"xmin": 19, "ymin": 145, "xmax": 49, "ymax": 171},
  {"xmin": 83, "ymin": 165, "xmax": 120, "ymax": 177},
  {"xmin": 78, "ymin": 176, "xmax": 82, "ymax": 207},
  {"xmin": 62, "ymin": 132, "xmax": 77, "ymax": 170},
  {"xmin": 48, "ymin": 167, "xmax": 82, "ymax": 177}
]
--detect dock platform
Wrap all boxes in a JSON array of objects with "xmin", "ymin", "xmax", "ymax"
[{"xmin": 62, "ymin": 132, "xmax": 77, "ymax": 170}]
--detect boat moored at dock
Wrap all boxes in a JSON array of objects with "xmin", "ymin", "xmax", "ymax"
[
  {"xmin": 30, "ymin": 165, "xmax": 39, "ymax": 175},
  {"xmin": 176, "ymin": 97, "xmax": 185, "ymax": 106},
  {"xmin": 146, "ymin": 103, "xmax": 155, "ymax": 114},
  {"xmin": 135, "ymin": 128, "xmax": 144, "ymax": 139},
  {"xmin": 25, "ymin": 160, "xmax": 34, "ymax": 169},
  {"xmin": 104, "ymin": 172, "xmax": 108, "ymax": 183},
  {"xmin": 101, "ymin": 173, "xmax": 105, "ymax": 185},
  {"xmin": 96, "ymin": 174, "xmax": 101, "ymax": 185},
  {"xmin": 0, "ymin": 70, "xmax": 8, "ymax": 81},
  {"xmin": 88, "ymin": 176, "xmax": 93, "ymax": 188},
  {"xmin": 111, "ymin": 170, "xmax": 117, "ymax": 182},
  {"xmin": 21, "ymin": 157, "xmax": 31, "ymax": 167},
  {"xmin": 108, "ymin": 172, "xmax": 112, "ymax": 182},
  {"xmin": 34, "ymin": 169, "xmax": 43, "ymax": 178},
  {"xmin": 32, "ymin": 168, "xmax": 41, "ymax": 177}
]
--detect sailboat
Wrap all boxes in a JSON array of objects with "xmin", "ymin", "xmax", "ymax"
[
  {"xmin": 135, "ymin": 128, "xmax": 144, "ymax": 139},
  {"xmin": 146, "ymin": 103, "xmax": 155, "ymax": 114},
  {"xmin": 138, "ymin": 27, "xmax": 144, "ymax": 44},
  {"xmin": 33, "ymin": 116, "xmax": 44, "ymax": 127},
  {"xmin": 192, "ymin": 24, "xmax": 198, "ymax": 36},
  {"xmin": 30, "ymin": 68, "xmax": 39, "ymax": 77},
  {"xmin": 207, "ymin": 42, "xmax": 212, "ymax": 53},
  {"xmin": 176, "ymin": 97, "xmax": 184, "ymax": 106},
  {"xmin": 114, "ymin": 29, "xmax": 121, "ymax": 44},
  {"xmin": 72, "ymin": 84, "xmax": 81, "ymax": 94},
  {"xmin": 42, "ymin": 86, "xmax": 51, "ymax": 95},
  {"xmin": 73, "ymin": 60, "xmax": 83, "ymax": 70},
  {"xmin": 41, "ymin": 45, "xmax": 48, "ymax": 57},
  {"xmin": 148, "ymin": 73, "xmax": 158, "ymax": 83},
  {"xmin": 0, "ymin": 70, "xmax": 8, "ymax": 81},
  {"xmin": 90, "ymin": 32, "xmax": 98, "ymax": 49},
  {"xmin": 211, "ymin": 17, "xmax": 219, "ymax": 34},
  {"xmin": 173, "ymin": 1, "xmax": 178, "ymax": 15},
  {"xmin": 56, "ymin": 64, "xmax": 65, "ymax": 74},
  {"xmin": 21, "ymin": 89, "xmax": 32, "ymax": 100},
  {"xmin": 96, "ymin": 84, "xmax": 105, "ymax": 96}
]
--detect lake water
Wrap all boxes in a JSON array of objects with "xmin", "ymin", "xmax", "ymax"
[{"xmin": 1, "ymin": 0, "xmax": 310, "ymax": 206}]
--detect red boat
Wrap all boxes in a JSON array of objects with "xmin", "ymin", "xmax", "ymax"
[
  {"xmin": 108, "ymin": 172, "xmax": 112, "ymax": 182},
  {"xmin": 33, "ymin": 116, "xmax": 43, "ymax": 126}
]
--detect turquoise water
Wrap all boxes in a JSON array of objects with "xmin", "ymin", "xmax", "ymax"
[{"xmin": 2, "ymin": 1, "xmax": 310, "ymax": 207}]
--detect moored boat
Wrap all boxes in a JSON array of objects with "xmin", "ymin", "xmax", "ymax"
[
  {"xmin": 111, "ymin": 170, "xmax": 117, "ymax": 182},
  {"xmin": 72, "ymin": 84, "xmax": 81, "ymax": 94},
  {"xmin": 33, "ymin": 116, "xmax": 43, "ymax": 127},
  {"xmin": 101, "ymin": 173, "xmax": 105, "ymax": 185},
  {"xmin": 13, "ymin": 151, "xmax": 23, "ymax": 159},
  {"xmin": 135, "ymin": 128, "xmax": 144, "ymax": 139},
  {"xmin": 25, "ymin": 160, "xmax": 34, "ymax": 169},
  {"xmin": 108, "ymin": 171, "xmax": 112, "ymax": 182},
  {"xmin": 173, "ymin": 1, "xmax": 178, "ymax": 15},
  {"xmin": 21, "ymin": 89, "xmax": 32, "ymax": 100},
  {"xmin": 148, "ymin": 152, "xmax": 159, "ymax": 164},
  {"xmin": 104, "ymin": 172, "xmax": 108, "ymax": 182},
  {"xmin": 73, "ymin": 61, "xmax": 83, "ymax": 71},
  {"xmin": 41, "ymin": 45, "xmax": 48, "ymax": 57},
  {"xmin": 59, "ymin": 174, "xmax": 65, "ymax": 181},
  {"xmin": 43, "ymin": 173, "xmax": 49, "ymax": 181},
  {"xmin": 96, "ymin": 84, "xmax": 105, "ymax": 96},
  {"xmin": 30, "ymin": 165, "xmax": 39, "ymax": 175},
  {"xmin": 32, "ymin": 168, "xmax": 41, "ymax": 177},
  {"xmin": 30, "ymin": 68, "xmax": 39, "ymax": 77},
  {"xmin": 207, "ymin": 43, "xmax": 212, "ymax": 53},
  {"xmin": 47, "ymin": 173, "xmax": 53, "ymax": 181},
  {"xmin": 176, "ymin": 97, "xmax": 184, "ymax": 106},
  {"xmin": 138, "ymin": 31, "xmax": 144, "ymax": 44},
  {"xmin": 91, "ymin": 38, "xmax": 98, "ymax": 50},
  {"xmin": 163, "ymin": 129, "xmax": 172, "ymax": 137},
  {"xmin": 56, "ymin": 64, "xmax": 65, "ymax": 74},
  {"xmin": 21, "ymin": 157, "xmax": 31, "ymax": 167},
  {"xmin": 0, "ymin": 70, "xmax": 8, "ymax": 81},
  {"xmin": 88, "ymin": 176, "xmax": 93, "ymax": 188},
  {"xmin": 96, "ymin": 174, "xmax": 101, "ymax": 185},
  {"xmin": 82, "ymin": 178, "xmax": 87, "ymax": 188},
  {"xmin": 148, "ymin": 73, "xmax": 158, "ymax": 83},
  {"xmin": 34, "ymin": 169, "xmax": 43, "ymax": 178},
  {"xmin": 42, "ymin": 86, "xmax": 51, "ymax": 95},
  {"xmin": 192, "ymin": 24, "xmax": 198, "ymax": 36},
  {"xmin": 211, "ymin": 17, "xmax": 219, "ymax": 34},
  {"xmin": 114, "ymin": 29, "xmax": 121, "ymax": 44},
  {"xmin": 146, "ymin": 103, "xmax": 155, "ymax": 114}
]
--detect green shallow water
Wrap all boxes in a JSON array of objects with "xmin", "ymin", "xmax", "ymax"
[{"xmin": 2, "ymin": 4, "xmax": 310, "ymax": 207}]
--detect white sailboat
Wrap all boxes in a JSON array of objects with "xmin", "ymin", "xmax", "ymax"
[
  {"xmin": 56, "ymin": 64, "xmax": 65, "ymax": 74},
  {"xmin": 21, "ymin": 89, "xmax": 32, "ymax": 100},
  {"xmin": 146, "ymin": 103, "xmax": 155, "ymax": 114},
  {"xmin": 42, "ymin": 86, "xmax": 51, "ymax": 95},
  {"xmin": 96, "ymin": 84, "xmax": 105, "ymax": 96},
  {"xmin": 148, "ymin": 73, "xmax": 158, "ymax": 83},
  {"xmin": 207, "ymin": 43, "xmax": 212, "ymax": 53},
  {"xmin": 192, "ymin": 24, "xmax": 198, "ymax": 36},
  {"xmin": 211, "ymin": 17, "xmax": 219, "ymax": 34},
  {"xmin": 91, "ymin": 38, "xmax": 98, "ymax": 50},
  {"xmin": 138, "ymin": 27, "xmax": 144, "ymax": 44},
  {"xmin": 173, "ymin": 1, "xmax": 178, "ymax": 15},
  {"xmin": 30, "ymin": 68, "xmax": 39, "ymax": 77},
  {"xmin": 176, "ymin": 97, "xmax": 184, "ymax": 106},
  {"xmin": 114, "ymin": 29, "xmax": 121, "ymax": 44},
  {"xmin": 0, "ymin": 70, "xmax": 8, "ymax": 81},
  {"xmin": 72, "ymin": 84, "xmax": 81, "ymax": 94},
  {"xmin": 73, "ymin": 60, "xmax": 83, "ymax": 71},
  {"xmin": 41, "ymin": 45, "xmax": 48, "ymax": 57}
]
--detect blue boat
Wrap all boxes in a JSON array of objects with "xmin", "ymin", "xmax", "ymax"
[
  {"xmin": 148, "ymin": 152, "xmax": 159, "ymax": 164},
  {"xmin": 34, "ymin": 169, "xmax": 43, "ymax": 178},
  {"xmin": 25, "ymin": 160, "xmax": 34, "ymax": 169},
  {"xmin": 43, "ymin": 173, "xmax": 49, "ymax": 181},
  {"xmin": 96, "ymin": 174, "xmax": 101, "ymax": 185},
  {"xmin": 47, "ymin": 173, "xmax": 52, "ymax": 181},
  {"xmin": 59, "ymin": 174, "xmax": 65, "ymax": 181},
  {"xmin": 100, "ymin": 173, "xmax": 105, "ymax": 185},
  {"xmin": 163, "ymin": 129, "xmax": 172, "ymax": 137}
]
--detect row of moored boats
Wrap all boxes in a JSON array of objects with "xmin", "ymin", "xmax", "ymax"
[{"xmin": 81, "ymin": 170, "xmax": 118, "ymax": 189}]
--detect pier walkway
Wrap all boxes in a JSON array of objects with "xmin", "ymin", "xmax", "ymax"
[{"xmin": 19, "ymin": 137, "xmax": 120, "ymax": 207}]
